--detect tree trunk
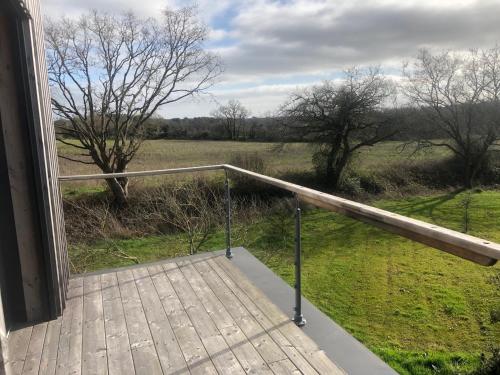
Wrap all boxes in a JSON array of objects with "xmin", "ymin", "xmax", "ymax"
[
  {"xmin": 462, "ymin": 153, "xmax": 476, "ymax": 189},
  {"xmin": 464, "ymin": 167, "xmax": 473, "ymax": 189},
  {"xmin": 105, "ymin": 177, "xmax": 129, "ymax": 206},
  {"xmin": 325, "ymin": 142, "xmax": 346, "ymax": 188},
  {"xmin": 325, "ymin": 152, "xmax": 335, "ymax": 184},
  {"xmin": 329, "ymin": 168, "xmax": 342, "ymax": 189},
  {"xmin": 331, "ymin": 155, "xmax": 350, "ymax": 189}
]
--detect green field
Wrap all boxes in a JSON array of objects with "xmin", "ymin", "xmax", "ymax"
[{"xmin": 60, "ymin": 140, "xmax": 499, "ymax": 374}]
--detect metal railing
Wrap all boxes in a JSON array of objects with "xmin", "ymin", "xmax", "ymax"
[{"xmin": 60, "ymin": 164, "xmax": 500, "ymax": 327}]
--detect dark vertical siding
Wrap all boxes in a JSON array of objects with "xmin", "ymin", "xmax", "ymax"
[
  {"xmin": 0, "ymin": 7, "xmax": 49, "ymax": 322},
  {"xmin": 0, "ymin": 0, "xmax": 69, "ymax": 327},
  {"xmin": 22, "ymin": 0, "xmax": 69, "ymax": 317}
]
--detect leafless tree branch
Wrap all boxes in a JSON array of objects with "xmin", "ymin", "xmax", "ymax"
[
  {"xmin": 46, "ymin": 7, "xmax": 222, "ymax": 204},
  {"xmin": 402, "ymin": 47, "xmax": 500, "ymax": 187}
]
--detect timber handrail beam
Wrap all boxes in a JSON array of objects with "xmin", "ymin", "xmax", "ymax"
[{"xmin": 59, "ymin": 164, "xmax": 500, "ymax": 266}]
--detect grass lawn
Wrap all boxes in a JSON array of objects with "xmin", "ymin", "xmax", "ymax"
[{"xmin": 68, "ymin": 189, "xmax": 500, "ymax": 375}]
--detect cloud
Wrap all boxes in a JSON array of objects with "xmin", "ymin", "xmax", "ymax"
[
  {"xmin": 41, "ymin": 0, "xmax": 170, "ymax": 19},
  {"xmin": 154, "ymin": 82, "xmax": 320, "ymax": 118},
  {"xmin": 40, "ymin": 0, "xmax": 500, "ymax": 117},
  {"xmin": 218, "ymin": 0, "xmax": 500, "ymax": 78}
]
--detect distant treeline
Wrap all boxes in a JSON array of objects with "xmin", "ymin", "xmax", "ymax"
[
  {"xmin": 54, "ymin": 105, "xmax": 492, "ymax": 143},
  {"xmin": 55, "ymin": 116, "xmax": 295, "ymax": 142},
  {"xmin": 139, "ymin": 116, "xmax": 290, "ymax": 141}
]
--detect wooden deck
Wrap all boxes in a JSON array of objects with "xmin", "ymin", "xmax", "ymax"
[{"xmin": 1, "ymin": 254, "xmax": 344, "ymax": 374}]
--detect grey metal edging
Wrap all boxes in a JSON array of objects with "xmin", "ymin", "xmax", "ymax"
[{"xmin": 229, "ymin": 247, "xmax": 398, "ymax": 375}]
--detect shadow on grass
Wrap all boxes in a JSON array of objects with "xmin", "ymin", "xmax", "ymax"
[{"xmin": 378, "ymin": 189, "xmax": 465, "ymax": 221}]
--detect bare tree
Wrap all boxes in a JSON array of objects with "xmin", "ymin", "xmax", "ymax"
[
  {"xmin": 403, "ymin": 47, "xmax": 500, "ymax": 187},
  {"xmin": 212, "ymin": 99, "xmax": 249, "ymax": 140},
  {"xmin": 281, "ymin": 68, "xmax": 395, "ymax": 188},
  {"xmin": 46, "ymin": 8, "xmax": 222, "ymax": 204}
]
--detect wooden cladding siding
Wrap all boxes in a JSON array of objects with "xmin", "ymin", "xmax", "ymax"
[
  {"xmin": 22, "ymin": 0, "xmax": 69, "ymax": 318},
  {"xmin": 0, "ymin": 0, "xmax": 68, "ymax": 328},
  {"xmin": 0, "ymin": 6, "xmax": 47, "ymax": 324}
]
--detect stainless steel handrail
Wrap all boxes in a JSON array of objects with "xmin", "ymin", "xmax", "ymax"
[{"xmin": 60, "ymin": 164, "xmax": 500, "ymax": 266}]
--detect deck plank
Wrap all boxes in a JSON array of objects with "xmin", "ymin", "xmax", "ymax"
[
  {"xmin": 22, "ymin": 322, "xmax": 47, "ymax": 375},
  {"xmin": 180, "ymin": 259, "xmax": 274, "ymax": 374},
  {"xmin": 148, "ymin": 263, "xmax": 217, "ymax": 375},
  {"xmin": 2, "ymin": 254, "xmax": 345, "ymax": 375},
  {"xmin": 172, "ymin": 261, "xmax": 245, "ymax": 375},
  {"xmin": 101, "ymin": 273, "xmax": 134, "ymax": 375},
  {"xmin": 207, "ymin": 258, "xmax": 319, "ymax": 374},
  {"xmin": 116, "ymin": 270, "xmax": 163, "ymax": 375},
  {"xmin": 4, "ymin": 326, "xmax": 32, "ymax": 375},
  {"xmin": 193, "ymin": 259, "xmax": 290, "ymax": 367},
  {"xmin": 214, "ymin": 256, "xmax": 345, "ymax": 374},
  {"xmin": 55, "ymin": 278, "xmax": 83, "ymax": 375},
  {"xmin": 66, "ymin": 277, "xmax": 84, "ymax": 375},
  {"xmin": 131, "ymin": 267, "xmax": 189, "ymax": 375},
  {"xmin": 81, "ymin": 275, "xmax": 107, "ymax": 375},
  {"xmin": 39, "ymin": 317, "xmax": 62, "ymax": 375},
  {"xmin": 268, "ymin": 359, "xmax": 302, "ymax": 375},
  {"xmin": 55, "ymin": 284, "xmax": 73, "ymax": 375}
]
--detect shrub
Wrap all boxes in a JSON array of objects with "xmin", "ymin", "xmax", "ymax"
[
  {"xmin": 470, "ymin": 349, "xmax": 500, "ymax": 375},
  {"xmin": 490, "ymin": 308, "xmax": 500, "ymax": 324},
  {"xmin": 138, "ymin": 179, "xmax": 225, "ymax": 254},
  {"xmin": 230, "ymin": 152, "xmax": 266, "ymax": 174},
  {"xmin": 258, "ymin": 199, "xmax": 295, "ymax": 252},
  {"xmin": 344, "ymin": 150, "xmax": 500, "ymax": 198},
  {"xmin": 63, "ymin": 176, "xmax": 279, "ymax": 250},
  {"xmin": 63, "ymin": 178, "xmax": 225, "ymax": 245},
  {"xmin": 228, "ymin": 152, "xmax": 281, "ymax": 196},
  {"xmin": 359, "ymin": 174, "xmax": 385, "ymax": 194},
  {"xmin": 338, "ymin": 172, "xmax": 363, "ymax": 196},
  {"xmin": 410, "ymin": 151, "xmax": 500, "ymax": 188}
]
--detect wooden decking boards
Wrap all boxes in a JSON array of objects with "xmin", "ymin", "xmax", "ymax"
[{"xmin": 1, "ymin": 254, "xmax": 344, "ymax": 375}]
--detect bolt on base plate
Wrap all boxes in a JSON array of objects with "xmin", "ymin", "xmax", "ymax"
[{"xmin": 293, "ymin": 315, "xmax": 306, "ymax": 327}]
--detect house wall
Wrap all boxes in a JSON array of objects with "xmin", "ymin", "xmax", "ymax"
[
  {"xmin": 0, "ymin": 0, "xmax": 69, "ymax": 330},
  {"xmin": 23, "ymin": 0, "xmax": 69, "ymax": 315},
  {"xmin": 0, "ymin": 6, "xmax": 48, "ymax": 323}
]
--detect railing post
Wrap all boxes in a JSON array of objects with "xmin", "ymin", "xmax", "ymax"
[
  {"xmin": 293, "ymin": 195, "xmax": 306, "ymax": 327},
  {"xmin": 225, "ymin": 172, "xmax": 233, "ymax": 259}
]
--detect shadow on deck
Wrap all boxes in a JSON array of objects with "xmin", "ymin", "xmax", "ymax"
[{"xmin": 1, "ymin": 248, "xmax": 396, "ymax": 375}]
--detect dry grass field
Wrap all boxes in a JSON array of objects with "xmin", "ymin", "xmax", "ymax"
[{"xmin": 58, "ymin": 139, "xmax": 451, "ymax": 195}]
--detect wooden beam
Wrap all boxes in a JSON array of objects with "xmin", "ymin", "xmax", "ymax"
[
  {"xmin": 224, "ymin": 165, "xmax": 499, "ymax": 266},
  {"xmin": 299, "ymin": 195, "xmax": 496, "ymax": 266}
]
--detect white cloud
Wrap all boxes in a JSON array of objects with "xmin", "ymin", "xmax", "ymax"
[
  {"xmin": 41, "ymin": 0, "xmax": 170, "ymax": 18},
  {"xmin": 219, "ymin": 0, "xmax": 500, "ymax": 77},
  {"xmin": 41, "ymin": 0, "xmax": 500, "ymax": 117}
]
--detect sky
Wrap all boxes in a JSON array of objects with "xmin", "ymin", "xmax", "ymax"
[{"xmin": 41, "ymin": 0, "xmax": 500, "ymax": 118}]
